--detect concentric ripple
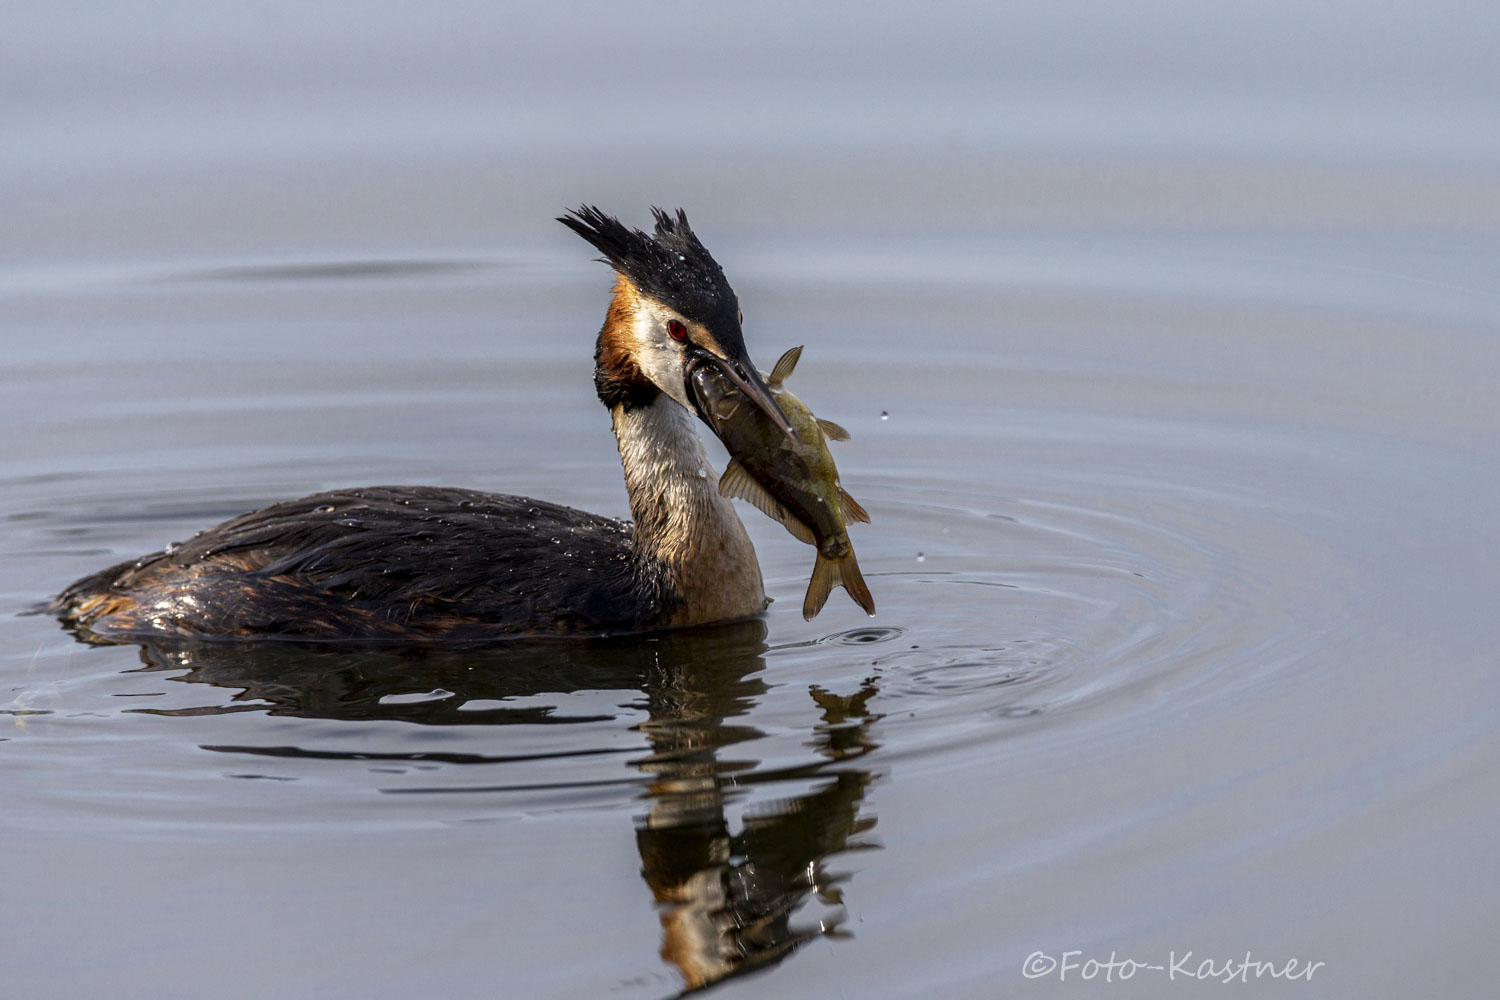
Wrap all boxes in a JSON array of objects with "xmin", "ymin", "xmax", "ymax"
[{"xmin": 759, "ymin": 453, "xmax": 1352, "ymax": 763}]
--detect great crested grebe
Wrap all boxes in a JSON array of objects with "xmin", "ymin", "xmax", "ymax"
[{"xmin": 52, "ymin": 206, "xmax": 797, "ymax": 641}]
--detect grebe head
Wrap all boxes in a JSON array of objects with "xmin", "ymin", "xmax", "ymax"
[{"xmin": 560, "ymin": 205, "xmax": 794, "ymax": 436}]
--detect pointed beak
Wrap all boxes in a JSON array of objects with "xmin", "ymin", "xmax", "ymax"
[{"xmin": 685, "ymin": 347, "xmax": 798, "ymax": 441}]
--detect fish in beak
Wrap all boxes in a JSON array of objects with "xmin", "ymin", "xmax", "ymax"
[
  {"xmin": 685, "ymin": 345, "xmax": 874, "ymax": 619},
  {"xmin": 685, "ymin": 346, "xmax": 798, "ymax": 442}
]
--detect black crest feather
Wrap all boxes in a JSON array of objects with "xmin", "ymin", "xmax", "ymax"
[{"xmin": 559, "ymin": 205, "xmax": 742, "ymax": 338}]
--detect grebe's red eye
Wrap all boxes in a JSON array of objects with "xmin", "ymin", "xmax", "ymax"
[{"xmin": 667, "ymin": 319, "xmax": 687, "ymax": 341}]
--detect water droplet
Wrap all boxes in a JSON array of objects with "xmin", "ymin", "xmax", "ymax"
[
  {"xmin": 916, "ymin": 552, "xmax": 926, "ymax": 562},
  {"xmin": 313, "ymin": 504, "xmax": 335, "ymax": 513},
  {"xmin": 880, "ymin": 411, "xmax": 889, "ymax": 421}
]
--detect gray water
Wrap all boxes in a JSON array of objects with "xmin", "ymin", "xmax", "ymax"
[{"xmin": 4, "ymin": 4, "xmax": 1498, "ymax": 998}]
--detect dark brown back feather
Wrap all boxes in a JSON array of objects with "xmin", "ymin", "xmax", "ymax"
[{"xmin": 55, "ymin": 486, "xmax": 670, "ymax": 641}]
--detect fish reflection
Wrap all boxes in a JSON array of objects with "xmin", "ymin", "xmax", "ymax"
[{"xmin": 112, "ymin": 624, "xmax": 880, "ymax": 994}]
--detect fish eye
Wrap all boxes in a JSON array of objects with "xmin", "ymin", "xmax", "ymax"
[{"xmin": 667, "ymin": 319, "xmax": 687, "ymax": 341}]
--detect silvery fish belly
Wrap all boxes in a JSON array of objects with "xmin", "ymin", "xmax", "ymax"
[{"xmin": 688, "ymin": 346, "xmax": 875, "ymax": 620}]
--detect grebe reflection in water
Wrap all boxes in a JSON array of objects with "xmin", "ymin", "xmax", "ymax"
[{"xmin": 125, "ymin": 624, "xmax": 879, "ymax": 991}]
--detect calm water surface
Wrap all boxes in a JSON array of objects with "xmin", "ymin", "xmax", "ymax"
[{"xmin": 4, "ymin": 5, "xmax": 1499, "ymax": 999}]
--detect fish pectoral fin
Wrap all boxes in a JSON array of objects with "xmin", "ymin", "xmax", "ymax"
[
  {"xmin": 768, "ymin": 345, "xmax": 804, "ymax": 386},
  {"xmin": 720, "ymin": 460, "xmax": 816, "ymax": 544},
  {"xmin": 816, "ymin": 418, "xmax": 851, "ymax": 442},
  {"xmin": 779, "ymin": 515, "xmax": 817, "ymax": 545},
  {"xmin": 718, "ymin": 459, "xmax": 771, "ymax": 512},
  {"xmin": 781, "ymin": 513, "xmax": 817, "ymax": 545},
  {"xmin": 839, "ymin": 487, "xmax": 871, "ymax": 524}
]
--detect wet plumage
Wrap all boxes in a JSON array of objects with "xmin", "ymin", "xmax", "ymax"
[
  {"xmin": 54, "ymin": 487, "xmax": 662, "ymax": 640},
  {"xmin": 52, "ymin": 207, "xmax": 799, "ymax": 642}
]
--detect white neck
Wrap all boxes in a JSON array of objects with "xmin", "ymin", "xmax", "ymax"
[{"xmin": 612, "ymin": 395, "xmax": 766, "ymax": 625}]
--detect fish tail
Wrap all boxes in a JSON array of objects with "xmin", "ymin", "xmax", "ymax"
[{"xmin": 803, "ymin": 543, "xmax": 877, "ymax": 620}]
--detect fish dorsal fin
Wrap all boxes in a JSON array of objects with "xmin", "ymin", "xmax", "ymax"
[
  {"xmin": 719, "ymin": 460, "xmax": 816, "ymax": 544},
  {"xmin": 839, "ymin": 487, "xmax": 870, "ymax": 524},
  {"xmin": 817, "ymin": 418, "xmax": 851, "ymax": 442},
  {"xmin": 768, "ymin": 345, "xmax": 803, "ymax": 387}
]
